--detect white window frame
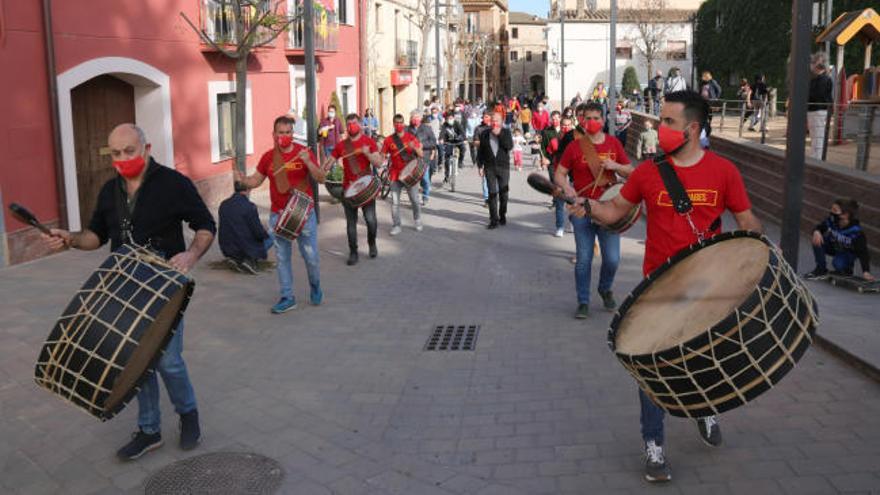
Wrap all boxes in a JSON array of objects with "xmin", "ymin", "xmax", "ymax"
[
  {"xmin": 334, "ymin": 0, "xmax": 355, "ymax": 26},
  {"xmin": 208, "ymin": 80, "xmax": 254, "ymax": 163},
  {"xmin": 336, "ymin": 76, "xmax": 358, "ymax": 116}
]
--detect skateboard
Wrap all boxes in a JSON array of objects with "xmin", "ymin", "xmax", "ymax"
[{"xmin": 826, "ymin": 273, "xmax": 880, "ymax": 294}]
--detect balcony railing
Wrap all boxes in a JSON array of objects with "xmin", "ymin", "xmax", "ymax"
[
  {"xmin": 288, "ymin": 1, "xmax": 339, "ymax": 52},
  {"xmin": 396, "ymin": 39, "xmax": 418, "ymax": 68},
  {"xmin": 200, "ymin": 0, "xmax": 276, "ymax": 46}
]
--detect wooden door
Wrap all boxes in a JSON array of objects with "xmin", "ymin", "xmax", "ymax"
[{"xmin": 72, "ymin": 75, "xmax": 136, "ymax": 226}]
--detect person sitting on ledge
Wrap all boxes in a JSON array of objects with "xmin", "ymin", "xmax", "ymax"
[{"xmin": 804, "ymin": 198, "xmax": 874, "ymax": 281}]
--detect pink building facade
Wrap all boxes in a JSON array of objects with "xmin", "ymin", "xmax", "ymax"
[{"xmin": 0, "ymin": 0, "xmax": 364, "ymax": 265}]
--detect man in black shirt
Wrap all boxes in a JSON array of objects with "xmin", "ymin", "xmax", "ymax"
[
  {"xmin": 808, "ymin": 55, "xmax": 834, "ymax": 160},
  {"xmin": 219, "ymin": 181, "xmax": 270, "ymax": 274},
  {"xmin": 477, "ymin": 112, "xmax": 514, "ymax": 229},
  {"xmin": 43, "ymin": 123, "xmax": 215, "ymax": 461}
]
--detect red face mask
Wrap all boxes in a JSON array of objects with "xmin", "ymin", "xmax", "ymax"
[
  {"xmin": 658, "ymin": 124, "xmax": 689, "ymax": 155},
  {"xmin": 113, "ymin": 155, "xmax": 146, "ymax": 179},
  {"xmin": 347, "ymin": 122, "xmax": 361, "ymax": 136},
  {"xmin": 276, "ymin": 135, "xmax": 293, "ymax": 148},
  {"xmin": 491, "ymin": 121, "xmax": 502, "ymax": 130},
  {"xmin": 482, "ymin": 117, "xmax": 491, "ymax": 126},
  {"xmin": 561, "ymin": 124, "xmax": 573, "ymax": 134},
  {"xmin": 393, "ymin": 123, "xmax": 406, "ymax": 134},
  {"xmin": 585, "ymin": 119, "xmax": 603, "ymax": 135},
  {"xmin": 411, "ymin": 119, "xmax": 422, "ymax": 128}
]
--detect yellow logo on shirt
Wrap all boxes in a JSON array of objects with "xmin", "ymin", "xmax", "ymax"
[
  {"xmin": 657, "ymin": 189, "xmax": 718, "ymax": 207},
  {"xmin": 285, "ymin": 159, "xmax": 304, "ymax": 171}
]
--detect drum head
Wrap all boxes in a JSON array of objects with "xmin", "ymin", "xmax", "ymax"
[
  {"xmin": 615, "ymin": 236, "xmax": 770, "ymax": 356},
  {"xmin": 345, "ymin": 176, "xmax": 373, "ymax": 198},
  {"xmin": 599, "ymin": 183, "xmax": 623, "ymax": 202}
]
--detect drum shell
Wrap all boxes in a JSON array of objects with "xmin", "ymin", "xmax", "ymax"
[
  {"xmin": 399, "ymin": 159, "xmax": 426, "ymax": 189},
  {"xmin": 345, "ymin": 175, "xmax": 380, "ymax": 208},
  {"xmin": 34, "ymin": 245, "xmax": 193, "ymax": 421},
  {"xmin": 608, "ymin": 232, "xmax": 819, "ymax": 418},
  {"xmin": 597, "ymin": 184, "xmax": 641, "ymax": 233},
  {"xmin": 275, "ymin": 190, "xmax": 314, "ymax": 240}
]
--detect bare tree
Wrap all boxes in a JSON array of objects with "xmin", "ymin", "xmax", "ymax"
[
  {"xmin": 181, "ymin": 0, "xmax": 297, "ymax": 175},
  {"xmin": 623, "ymin": 0, "xmax": 672, "ymax": 83},
  {"xmin": 412, "ymin": 0, "xmax": 435, "ymax": 107}
]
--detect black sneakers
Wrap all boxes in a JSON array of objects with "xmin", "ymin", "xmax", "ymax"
[
  {"xmin": 180, "ymin": 409, "xmax": 201, "ymax": 451},
  {"xmin": 369, "ymin": 243, "xmax": 378, "ymax": 259},
  {"xmin": 575, "ymin": 304, "xmax": 590, "ymax": 319},
  {"xmin": 116, "ymin": 430, "xmax": 163, "ymax": 461},
  {"xmin": 347, "ymin": 251, "xmax": 359, "ymax": 266},
  {"xmin": 239, "ymin": 258, "xmax": 258, "ymax": 275},
  {"xmin": 599, "ymin": 290, "xmax": 617, "ymax": 311},
  {"xmin": 644, "ymin": 440, "xmax": 671, "ymax": 482},
  {"xmin": 697, "ymin": 416, "xmax": 722, "ymax": 447},
  {"xmin": 803, "ymin": 268, "xmax": 828, "ymax": 280}
]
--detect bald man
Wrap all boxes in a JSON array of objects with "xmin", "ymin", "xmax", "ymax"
[{"xmin": 42, "ymin": 123, "xmax": 215, "ymax": 461}]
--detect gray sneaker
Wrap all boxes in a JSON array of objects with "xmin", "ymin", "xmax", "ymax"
[
  {"xmin": 574, "ymin": 304, "xmax": 590, "ymax": 319},
  {"xmin": 696, "ymin": 416, "xmax": 722, "ymax": 447},
  {"xmin": 644, "ymin": 440, "xmax": 671, "ymax": 482}
]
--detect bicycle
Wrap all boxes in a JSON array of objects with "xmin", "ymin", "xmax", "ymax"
[{"xmin": 378, "ymin": 161, "xmax": 392, "ymax": 199}]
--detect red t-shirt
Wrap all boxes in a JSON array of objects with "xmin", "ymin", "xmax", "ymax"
[
  {"xmin": 332, "ymin": 135, "xmax": 378, "ymax": 188},
  {"xmin": 559, "ymin": 134, "xmax": 630, "ymax": 200},
  {"xmin": 531, "ymin": 110, "xmax": 550, "ymax": 131},
  {"xmin": 381, "ymin": 132, "xmax": 420, "ymax": 182},
  {"xmin": 619, "ymin": 151, "xmax": 752, "ymax": 276},
  {"xmin": 256, "ymin": 144, "xmax": 317, "ymax": 213}
]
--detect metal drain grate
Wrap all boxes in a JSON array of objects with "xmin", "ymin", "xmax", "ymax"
[
  {"xmin": 145, "ymin": 452, "xmax": 284, "ymax": 494},
  {"xmin": 424, "ymin": 325, "xmax": 480, "ymax": 351}
]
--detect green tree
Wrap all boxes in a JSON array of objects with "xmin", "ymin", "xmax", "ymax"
[
  {"xmin": 622, "ymin": 66, "xmax": 641, "ymax": 95},
  {"xmin": 328, "ymin": 91, "xmax": 342, "ymax": 116}
]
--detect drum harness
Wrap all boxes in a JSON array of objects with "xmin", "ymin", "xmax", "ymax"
[{"xmin": 654, "ymin": 153, "xmax": 721, "ymax": 243}]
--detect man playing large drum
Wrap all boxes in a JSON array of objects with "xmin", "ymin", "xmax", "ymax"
[
  {"xmin": 381, "ymin": 113, "xmax": 424, "ymax": 235},
  {"xmin": 332, "ymin": 113, "xmax": 384, "ymax": 266},
  {"xmin": 571, "ymin": 90, "xmax": 763, "ymax": 482},
  {"xmin": 236, "ymin": 115, "xmax": 326, "ymax": 314},
  {"xmin": 41, "ymin": 124, "xmax": 215, "ymax": 461},
  {"xmin": 555, "ymin": 102, "xmax": 633, "ymax": 319}
]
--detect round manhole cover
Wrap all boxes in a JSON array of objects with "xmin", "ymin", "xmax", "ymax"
[{"xmin": 145, "ymin": 452, "xmax": 284, "ymax": 494}]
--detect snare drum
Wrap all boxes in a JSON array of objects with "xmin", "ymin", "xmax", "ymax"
[
  {"xmin": 344, "ymin": 175, "xmax": 380, "ymax": 208},
  {"xmin": 399, "ymin": 159, "xmax": 426, "ymax": 189},
  {"xmin": 34, "ymin": 244, "xmax": 194, "ymax": 420},
  {"xmin": 609, "ymin": 232, "xmax": 819, "ymax": 418},
  {"xmin": 597, "ymin": 183, "xmax": 641, "ymax": 233},
  {"xmin": 274, "ymin": 189, "xmax": 314, "ymax": 240}
]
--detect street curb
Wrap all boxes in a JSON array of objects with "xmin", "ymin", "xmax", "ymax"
[{"xmin": 814, "ymin": 334, "xmax": 880, "ymax": 384}]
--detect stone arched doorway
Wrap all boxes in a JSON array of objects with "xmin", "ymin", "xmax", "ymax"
[{"xmin": 57, "ymin": 57, "xmax": 173, "ymax": 231}]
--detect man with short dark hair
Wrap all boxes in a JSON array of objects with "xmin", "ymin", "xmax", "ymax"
[
  {"xmin": 42, "ymin": 123, "xmax": 215, "ymax": 461},
  {"xmin": 332, "ymin": 113, "xmax": 384, "ymax": 265},
  {"xmin": 575, "ymin": 90, "xmax": 763, "ymax": 483},
  {"xmin": 382, "ymin": 114, "xmax": 424, "ymax": 234},
  {"xmin": 477, "ymin": 113, "xmax": 513, "ymax": 229},
  {"xmin": 218, "ymin": 181, "xmax": 269, "ymax": 274},
  {"xmin": 237, "ymin": 115, "xmax": 326, "ymax": 313},
  {"xmin": 808, "ymin": 54, "xmax": 833, "ymax": 160}
]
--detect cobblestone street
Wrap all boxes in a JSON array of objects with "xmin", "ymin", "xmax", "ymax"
[{"xmin": 2, "ymin": 166, "xmax": 879, "ymax": 494}]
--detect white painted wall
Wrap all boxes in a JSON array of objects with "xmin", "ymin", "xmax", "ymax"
[{"xmin": 545, "ymin": 20, "xmax": 693, "ymax": 109}]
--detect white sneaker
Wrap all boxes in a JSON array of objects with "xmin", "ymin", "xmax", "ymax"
[
  {"xmin": 554, "ymin": 228, "xmax": 564, "ymax": 238},
  {"xmin": 415, "ymin": 220, "xmax": 423, "ymax": 232},
  {"xmin": 390, "ymin": 225, "xmax": 402, "ymax": 236}
]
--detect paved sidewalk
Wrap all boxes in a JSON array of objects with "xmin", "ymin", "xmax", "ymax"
[{"xmin": 1, "ymin": 162, "xmax": 879, "ymax": 494}]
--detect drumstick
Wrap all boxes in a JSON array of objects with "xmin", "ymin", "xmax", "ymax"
[
  {"xmin": 526, "ymin": 174, "xmax": 577, "ymax": 205},
  {"xmin": 8, "ymin": 203, "xmax": 54, "ymax": 235},
  {"xmin": 589, "ymin": 163, "xmax": 605, "ymax": 197}
]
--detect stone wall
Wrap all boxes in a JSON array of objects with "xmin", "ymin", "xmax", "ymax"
[{"xmin": 626, "ymin": 111, "xmax": 880, "ymax": 264}]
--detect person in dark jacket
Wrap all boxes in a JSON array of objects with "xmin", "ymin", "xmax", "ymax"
[
  {"xmin": 477, "ymin": 112, "xmax": 514, "ymax": 229},
  {"xmin": 406, "ymin": 110, "xmax": 437, "ymax": 205},
  {"xmin": 439, "ymin": 111, "xmax": 466, "ymax": 184},
  {"xmin": 807, "ymin": 53, "xmax": 834, "ymax": 160},
  {"xmin": 218, "ymin": 181, "xmax": 270, "ymax": 274},
  {"xmin": 805, "ymin": 199, "xmax": 874, "ymax": 281}
]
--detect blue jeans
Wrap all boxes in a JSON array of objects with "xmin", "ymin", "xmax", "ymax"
[
  {"xmin": 269, "ymin": 210, "xmax": 321, "ymax": 301},
  {"xmin": 570, "ymin": 216, "xmax": 620, "ymax": 304},
  {"xmin": 481, "ymin": 176, "xmax": 489, "ymax": 200},
  {"xmin": 138, "ymin": 319, "xmax": 196, "ymax": 434},
  {"xmin": 640, "ymin": 389, "xmax": 665, "ymax": 445},
  {"xmin": 813, "ymin": 243, "xmax": 856, "ymax": 274},
  {"xmin": 421, "ymin": 153, "xmax": 435, "ymax": 199},
  {"xmin": 549, "ymin": 167, "xmax": 565, "ymax": 230}
]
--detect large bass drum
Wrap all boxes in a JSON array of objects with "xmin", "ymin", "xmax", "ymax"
[
  {"xmin": 34, "ymin": 244, "xmax": 193, "ymax": 420},
  {"xmin": 608, "ymin": 231, "xmax": 819, "ymax": 418}
]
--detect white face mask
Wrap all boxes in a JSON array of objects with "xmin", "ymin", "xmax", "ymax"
[
  {"xmin": 328, "ymin": 111, "xmax": 336, "ymax": 118},
  {"xmin": 446, "ymin": 118, "xmax": 454, "ymax": 125}
]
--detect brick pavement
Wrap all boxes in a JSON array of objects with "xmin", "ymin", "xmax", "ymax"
[{"xmin": 1, "ymin": 160, "xmax": 879, "ymax": 494}]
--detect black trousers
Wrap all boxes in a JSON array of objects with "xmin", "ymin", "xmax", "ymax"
[
  {"xmin": 484, "ymin": 166, "xmax": 510, "ymax": 223},
  {"xmin": 343, "ymin": 200, "xmax": 377, "ymax": 252}
]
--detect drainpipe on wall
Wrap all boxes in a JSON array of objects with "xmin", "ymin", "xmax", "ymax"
[
  {"xmin": 42, "ymin": 0, "xmax": 68, "ymax": 229},
  {"xmin": 0, "ymin": 187, "xmax": 7, "ymax": 268},
  {"xmin": 358, "ymin": 0, "xmax": 367, "ymax": 114}
]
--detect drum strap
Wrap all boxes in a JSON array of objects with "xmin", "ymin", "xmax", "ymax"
[
  {"xmin": 114, "ymin": 163, "xmax": 157, "ymax": 245},
  {"xmin": 654, "ymin": 154, "xmax": 721, "ymax": 240},
  {"xmin": 391, "ymin": 133, "xmax": 414, "ymax": 163}
]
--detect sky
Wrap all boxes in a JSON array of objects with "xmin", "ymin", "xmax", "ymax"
[{"xmin": 508, "ymin": 0, "xmax": 549, "ymax": 17}]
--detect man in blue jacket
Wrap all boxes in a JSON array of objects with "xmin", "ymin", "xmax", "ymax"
[{"xmin": 218, "ymin": 181, "xmax": 270, "ymax": 274}]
